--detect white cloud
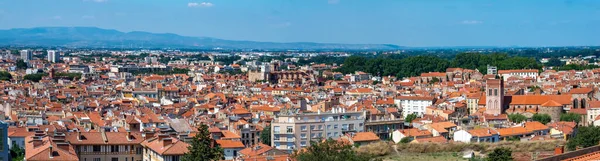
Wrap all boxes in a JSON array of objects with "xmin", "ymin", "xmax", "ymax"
[
  {"xmin": 52, "ymin": 16, "xmax": 62, "ymax": 20},
  {"xmin": 188, "ymin": 2, "xmax": 214, "ymax": 8},
  {"xmin": 328, "ymin": 0, "xmax": 340, "ymax": 4},
  {"xmin": 461, "ymin": 20, "xmax": 483, "ymax": 25}
]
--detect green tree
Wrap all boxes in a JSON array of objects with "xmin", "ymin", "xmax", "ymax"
[
  {"xmin": 508, "ymin": 114, "xmax": 527, "ymax": 123},
  {"xmin": 0, "ymin": 71, "xmax": 12, "ymax": 81},
  {"xmin": 531, "ymin": 113, "xmax": 552, "ymax": 124},
  {"xmin": 260, "ymin": 125, "xmax": 271, "ymax": 146},
  {"xmin": 399, "ymin": 137, "xmax": 412, "ymax": 144},
  {"xmin": 567, "ymin": 126, "xmax": 600, "ymax": 150},
  {"xmin": 429, "ymin": 77, "xmax": 440, "ymax": 84},
  {"xmin": 10, "ymin": 143, "xmax": 25, "ymax": 161},
  {"xmin": 545, "ymin": 58, "xmax": 564, "ymax": 67},
  {"xmin": 182, "ymin": 124, "xmax": 224, "ymax": 161},
  {"xmin": 405, "ymin": 113, "xmax": 418, "ymax": 123},
  {"xmin": 23, "ymin": 73, "xmax": 48, "ymax": 82},
  {"xmin": 486, "ymin": 147, "xmax": 513, "ymax": 161},
  {"xmin": 16, "ymin": 59, "xmax": 27, "ymax": 69},
  {"xmin": 560, "ymin": 113, "xmax": 581, "ymax": 124},
  {"xmin": 293, "ymin": 138, "xmax": 376, "ymax": 161}
]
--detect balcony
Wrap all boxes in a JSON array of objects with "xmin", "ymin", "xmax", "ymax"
[{"xmin": 275, "ymin": 138, "xmax": 295, "ymax": 142}]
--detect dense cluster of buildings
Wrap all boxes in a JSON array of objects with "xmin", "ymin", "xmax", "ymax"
[{"xmin": 0, "ymin": 49, "xmax": 600, "ymax": 161}]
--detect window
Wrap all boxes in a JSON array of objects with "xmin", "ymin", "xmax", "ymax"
[
  {"xmin": 94, "ymin": 158, "xmax": 101, "ymax": 161},
  {"xmin": 310, "ymin": 125, "xmax": 315, "ymax": 130},
  {"xmin": 334, "ymin": 132, "xmax": 338, "ymax": 137},
  {"xmin": 300, "ymin": 126, "xmax": 307, "ymax": 131},
  {"xmin": 488, "ymin": 89, "xmax": 492, "ymax": 96},
  {"xmin": 327, "ymin": 132, "xmax": 332, "ymax": 137},
  {"xmin": 327, "ymin": 125, "xmax": 331, "ymax": 129},
  {"xmin": 301, "ymin": 133, "xmax": 307, "ymax": 139},
  {"xmin": 333, "ymin": 124, "xmax": 338, "ymax": 129},
  {"xmin": 318, "ymin": 125, "xmax": 323, "ymax": 130},
  {"xmin": 93, "ymin": 146, "xmax": 101, "ymax": 152},
  {"xmin": 273, "ymin": 126, "xmax": 280, "ymax": 134},
  {"xmin": 301, "ymin": 141, "xmax": 307, "ymax": 147},
  {"xmin": 494, "ymin": 89, "xmax": 498, "ymax": 96}
]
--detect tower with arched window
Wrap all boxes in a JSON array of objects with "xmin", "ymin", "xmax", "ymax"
[{"xmin": 485, "ymin": 79, "xmax": 504, "ymax": 115}]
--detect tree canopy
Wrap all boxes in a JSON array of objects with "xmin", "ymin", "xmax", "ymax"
[
  {"xmin": 567, "ymin": 126, "xmax": 600, "ymax": 150},
  {"xmin": 531, "ymin": 113, "xmax": 552, "ymax": 124},
  {"xmin": 405, "ymin": 113, "xmax": 418, "ymax": 123},
  {"xmin": 23, "ymin": 73, "xmax": 48, "ymax": 82},
  {"xmin": 0, "ymin": 71, "xmax": 12, "ymax": 81},
  {"xmin": 16, "ymin": 59, "xmax": 27, "ymax": 69},
  {"xmin": 560, "ymin": 113, "xmax": 581, "ymax": 124},
  {"xmin": 508, "ymin": 114, "xmax": 527, "ymax": 123},
  {"xmin": 260, "ymin": 125, "xmax": 271, "ymax": 146},
  {"xmin": 486, "ymin": 147, "xmax": 513, "ymax": 161},
  {"xmin": 292, "ymin": 138, "xmax": 376, "ymax": 161},
  {"xmin": 336, "ymin": 53, "xmax": 542, "ymax": 78},
  {"xmin": 182, "ymin": 124, "xmax": 224, "ymax": 161}
]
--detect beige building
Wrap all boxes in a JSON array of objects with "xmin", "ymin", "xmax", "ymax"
[{"xmin": 66, "ymin": 131, "xmax": 145, "ymax": 161}]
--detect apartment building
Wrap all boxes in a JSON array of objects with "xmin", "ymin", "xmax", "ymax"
[
  {"xmin": 395, "ymin": 96, "xmax": 435, "ymax": 118},
  {"xmin": 271, "ymin": 108, "xmax": 365, "ymax": 153},
  {"xmin": 65, "ymin": 131, "xmax": 145, "ymax": 161}
]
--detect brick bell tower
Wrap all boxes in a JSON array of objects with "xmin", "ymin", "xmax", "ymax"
[{"xmin": 485, "ymin": 79, "xmax": 504, "ymax": 115}]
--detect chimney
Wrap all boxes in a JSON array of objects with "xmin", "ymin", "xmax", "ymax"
[
  {"xmin": 554, "ymin": 146, "xmax": 564, "ymax": 155},
  {"xmin": 56, "ymin": 142, "xmax": 70, "ymax": 151},
  {"xmin": 32, "ymin": 136, "xmax": 43, "ymax": 147},
  {"xmin": 49, "ymin": 145, "xmax": 54, "ymax": 158},
  {"xmin": 487, "ymin": 129, "xmax": 491, "ymax": 134},
  {"xmin": 158, "ymin": 133, "xmax": 169, "ymax": 140},
  {"xmin": 162, "ymin": 138, "xmax": 173, "ymax": 147},
  {"xmin": 126, "ymin": 130, "xmax": 132, "ymax": 141}
]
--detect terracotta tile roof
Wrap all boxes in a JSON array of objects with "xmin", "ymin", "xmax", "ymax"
[
  {"xmin": 142, "ymin": 136, "xmax": 190, "ymax": 155},
  {"xmin": 510, "ymin": 95, "xmax": 571, "ymax": 105},
  {"xmin": 399, "ymin": 128, "xmax": 432, "ymax": 137},
  {"xmin": 239, "ymin": 143, "xmax": 273, "ymax": 157},
  {"xmin": 221, "ymin": 130, "xmax": 241, "ymax": 139},
  {"xmin": 25, "ymin": 136, "xmax": 78, "ymax": 161},
  {"xmin": 468, "ymin": 128, "xmax": 499, "ymax": 137},
  {"xmin": 497, "ymin": 127, "xmax": 529, "ymax": 137},
  {"xmin": 351, "ymin": 132, "xmax": 380, "ymax": 142},
  {"xmin": 66, "ymin": 132, "xmax": 145, "ymax": 145},
  {"xmin": 569, "ymin": 87, "xmax": 593, "ymax": 94},
  {"xmin": 396, "ymin": 96, "xmax": 435, "ymax": 101},
  {"xmin": 216, "ymin": 139, "xmax": 245, "ymax": 148}
]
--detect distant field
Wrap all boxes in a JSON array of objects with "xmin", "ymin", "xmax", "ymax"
[{"xmin": 381, "ymin": 152, "xmax": 466, "ymax": 161}]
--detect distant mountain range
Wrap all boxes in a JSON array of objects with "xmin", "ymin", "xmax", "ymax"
[{"xmin": 0, "ymin": 27, "xmax": 403, "ymax": 50}]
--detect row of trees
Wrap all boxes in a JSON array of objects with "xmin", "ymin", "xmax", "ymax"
[
  {"xmin": 336, "ymin": 53, "xmax": 542, "ymax": 78},
  {"xmin": 508, "ymin": 113, "xmax": 581, "ymax": 124},
  {"xmin": 0, "ymin": 71, "xmax": 12, "ymax": 81}
]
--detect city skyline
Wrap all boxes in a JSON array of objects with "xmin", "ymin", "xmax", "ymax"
[{"xmin": 0, "ymin": 0, "xmax": 599, "ymax": 47}]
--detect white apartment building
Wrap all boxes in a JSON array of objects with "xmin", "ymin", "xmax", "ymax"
[
  {"xmin": 395, "ymin": 96, "xmax": 435, "ymax": 118},
  {"xmin": 498, "ymin": 69, "xmax": 538, "ymax": 81}
]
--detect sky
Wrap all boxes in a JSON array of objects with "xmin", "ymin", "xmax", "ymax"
[{"xmin": 0, "ymin": 0, "xmax": 599, "ymax": 47}]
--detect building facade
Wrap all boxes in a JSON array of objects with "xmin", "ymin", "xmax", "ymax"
[
  {"xmin": 271, "ymin": 109, "xmax": 365, "ymax": 153},
  {"xmin": 485, "ymin": 79, "xmax": 504, "ymax": 115}
]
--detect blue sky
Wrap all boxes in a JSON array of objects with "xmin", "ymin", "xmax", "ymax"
[{"xmin": 0, "ymin": 0, "xmax": 599, "ymax": 47}]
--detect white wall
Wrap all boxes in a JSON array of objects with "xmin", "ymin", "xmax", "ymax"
[{"xmin": 453, "ymin": 130, "xmax": 472, "ymax": 143}]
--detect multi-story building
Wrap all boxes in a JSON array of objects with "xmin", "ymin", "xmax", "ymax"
[
  {"xmin": 47, "ymin": 50, "xmax": 60, "ymax": 63},
  {"xmin": 271, "ymin": 109, "xmax": 365, "ymax": 153},
  {"xmin": 498, "ymin": 69, "xmax": 538, "ymax": 81},
  {"xmin": 395, "ymin": 96, "xmax": 435, "ymax": 118},
  {"xmin": 20, "ymin": 50, "xmax": 32, "ymax": 63},
  {"xmin": 66, "ymin": 131, "xmax": 145, "ymax": 161}
]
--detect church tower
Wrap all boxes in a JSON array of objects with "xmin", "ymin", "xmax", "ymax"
[{"xmin": 485, "ymin": 79, "xmax": 504, "ymax": 115}]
